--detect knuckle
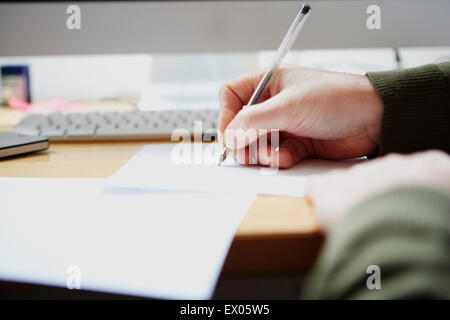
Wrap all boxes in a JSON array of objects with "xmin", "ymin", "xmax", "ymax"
[{"xmin": 218, "ymin": 83, "xmax": 230, "ymax": 98}]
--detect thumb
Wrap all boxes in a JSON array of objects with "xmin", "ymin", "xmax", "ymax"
[{"xmin": 224, "ymin": 94, "xmax": 288, "ymax": 150}]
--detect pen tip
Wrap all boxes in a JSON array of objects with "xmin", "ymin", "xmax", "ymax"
[
  {"xmin": 217, "ymin": 155, "xmax": 225, "ymax": 166},
  {"xmin": 217, "ymin": 148, "xmax": 228, "ymax": 166}
]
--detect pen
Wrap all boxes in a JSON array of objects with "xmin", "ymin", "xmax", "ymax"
[{"xmin": 218, "ymin": 3, "xmax": 311, "ymax": 166}]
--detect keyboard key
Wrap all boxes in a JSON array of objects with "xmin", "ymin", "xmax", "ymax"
[
  {"xmin": 40, "ymin": 127, "xmax": 66, "ymax": 138},
  {"xmin": 66, "ymin": 125, "xmax": 97, "ymax": 137},
  {"xmin": 18, "ymin": 114, "xmax": 46, "ymax": 126},
  {"xmin": 13, "ymin": 126, "xmax": 40, "ymax": 136}
]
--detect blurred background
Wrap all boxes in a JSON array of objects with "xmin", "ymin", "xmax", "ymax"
[
  {"xmin": 1, "ymin": 0, "xmax": 449, "ymax": 116},
  {"xmin": 1, "ymin": 48, "xmax": 450, "ymax": 112}
]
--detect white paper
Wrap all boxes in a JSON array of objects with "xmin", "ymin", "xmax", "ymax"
[
  {"xmin": 107, "ymin": 143, "xmax": 358, "ymax": 197},
  {"xmin": 0, "ymin": 178, "xmax": 255, "ymax": 299}
]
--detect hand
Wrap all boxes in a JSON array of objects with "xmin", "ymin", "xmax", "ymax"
[
  {"xmin": 218, "ymin": 66, "xmax": 383, "ymax": 168},
  {"xmin": 306, "ymin": 150, "xmax": 450, "ymax": 232}
]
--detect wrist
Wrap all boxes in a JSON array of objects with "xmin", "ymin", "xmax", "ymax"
[{"xmin": 360, "ymin": 75, "xmax": 383, "ymax": 145}]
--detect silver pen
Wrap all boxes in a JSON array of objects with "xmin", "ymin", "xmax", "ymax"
[{"xmin": 218, "ymin": 3, "xmax": 311, "ymax": 166}]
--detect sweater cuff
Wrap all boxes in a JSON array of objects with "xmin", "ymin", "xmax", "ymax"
[{"xmin": 366, "ymin": 63, "xmax": 449, "ymax": 156}]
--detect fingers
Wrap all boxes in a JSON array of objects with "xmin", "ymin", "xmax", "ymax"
[
  {"xmin": 218, "ymin": 85, "xmax": 242, "ymax": 145},
  {"xmin": 232, "ymin": 140, "xmax": 274, "ymax": 166},
  {"xmin": 224, "ymin": 93, "xmax": 290, "ymax": 150},
  {"xmin": 231, "ymin": 136, "xmax": 312, "ymax": 169},
  {"xmin": 278, "ymin": 137, "xmax": 311, "ymax": 168},
  {"xmin": 218, "ymin": 71, "xmax": 266, "ymax": 144}
]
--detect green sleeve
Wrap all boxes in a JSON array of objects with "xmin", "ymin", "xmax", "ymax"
[
  {"xmin": 302, "ymin": 186, "xmax": 450, "ymax": 299},
  {"xmin": 366, "ymin": 62, "xmax": 449, "ymax": 156}
]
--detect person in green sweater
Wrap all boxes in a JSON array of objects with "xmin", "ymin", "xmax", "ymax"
[{"xmin": 218, "ymin": 62, "xmax": 450, "ymax": 299}]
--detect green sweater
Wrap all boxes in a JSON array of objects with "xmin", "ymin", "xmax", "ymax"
[{"xmin": 303, "ymin": 62, "xmax": 450, "ymax": 299}]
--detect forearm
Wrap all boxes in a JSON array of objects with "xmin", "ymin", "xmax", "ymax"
[
  {"xmin": 366, "ymin": 62, "xmax": 450, "ymax": 155},
  {"xmin": 302, "ymin": 186, "xmax": 450, "ymax": 299}
]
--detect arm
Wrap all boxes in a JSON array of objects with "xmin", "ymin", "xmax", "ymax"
[
  {"xmin": 302, "ymin": 186, "xmax": 450, "ymax": 299},
  {"xmin": 303, "ymin": 151, "xmax": 450, "ymax": 299},
  {"xmin": 367, "ymin": 62, "xmax": 450, "ymax": 155}
]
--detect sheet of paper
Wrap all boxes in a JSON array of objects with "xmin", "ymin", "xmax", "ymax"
[
  {"xmin": 0, "ymin": 178, "xmax": 255, "ymax": 299},
  {"xmin": 107, "ymin": 143, "xmax": 359, "ymax": 197}
]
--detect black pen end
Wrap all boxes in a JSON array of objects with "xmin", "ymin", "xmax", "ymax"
[{"xmin": 301, "ymin": 4, "xmax": 311, "ymax": 14}]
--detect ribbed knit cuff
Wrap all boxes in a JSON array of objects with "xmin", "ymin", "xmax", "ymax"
[{"xmin": 366, "ymin": 63, "xmax": 449, "ymax": 155}]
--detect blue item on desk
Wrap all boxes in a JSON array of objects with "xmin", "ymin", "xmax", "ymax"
[{"xmin": 1, "ymin": 65, "xmax": 31, "ymax": 104}]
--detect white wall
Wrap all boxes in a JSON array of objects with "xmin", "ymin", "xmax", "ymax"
[
  {"xmin": 0, "ymin": 54, "xmax": 152, "ymax": 101},
  {"xmin": 1, "ymin": 47, "xmax": 449, "ymax": 109}
]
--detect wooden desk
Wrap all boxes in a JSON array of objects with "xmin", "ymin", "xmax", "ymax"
[{"xmin": 0, "ymin": 107, "xmax": 323, "ymax": 275}]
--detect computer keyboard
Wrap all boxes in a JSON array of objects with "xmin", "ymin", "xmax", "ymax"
[{"xmin": 13, "ymin": 109, "xmax": 218, "ymax": 141}]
